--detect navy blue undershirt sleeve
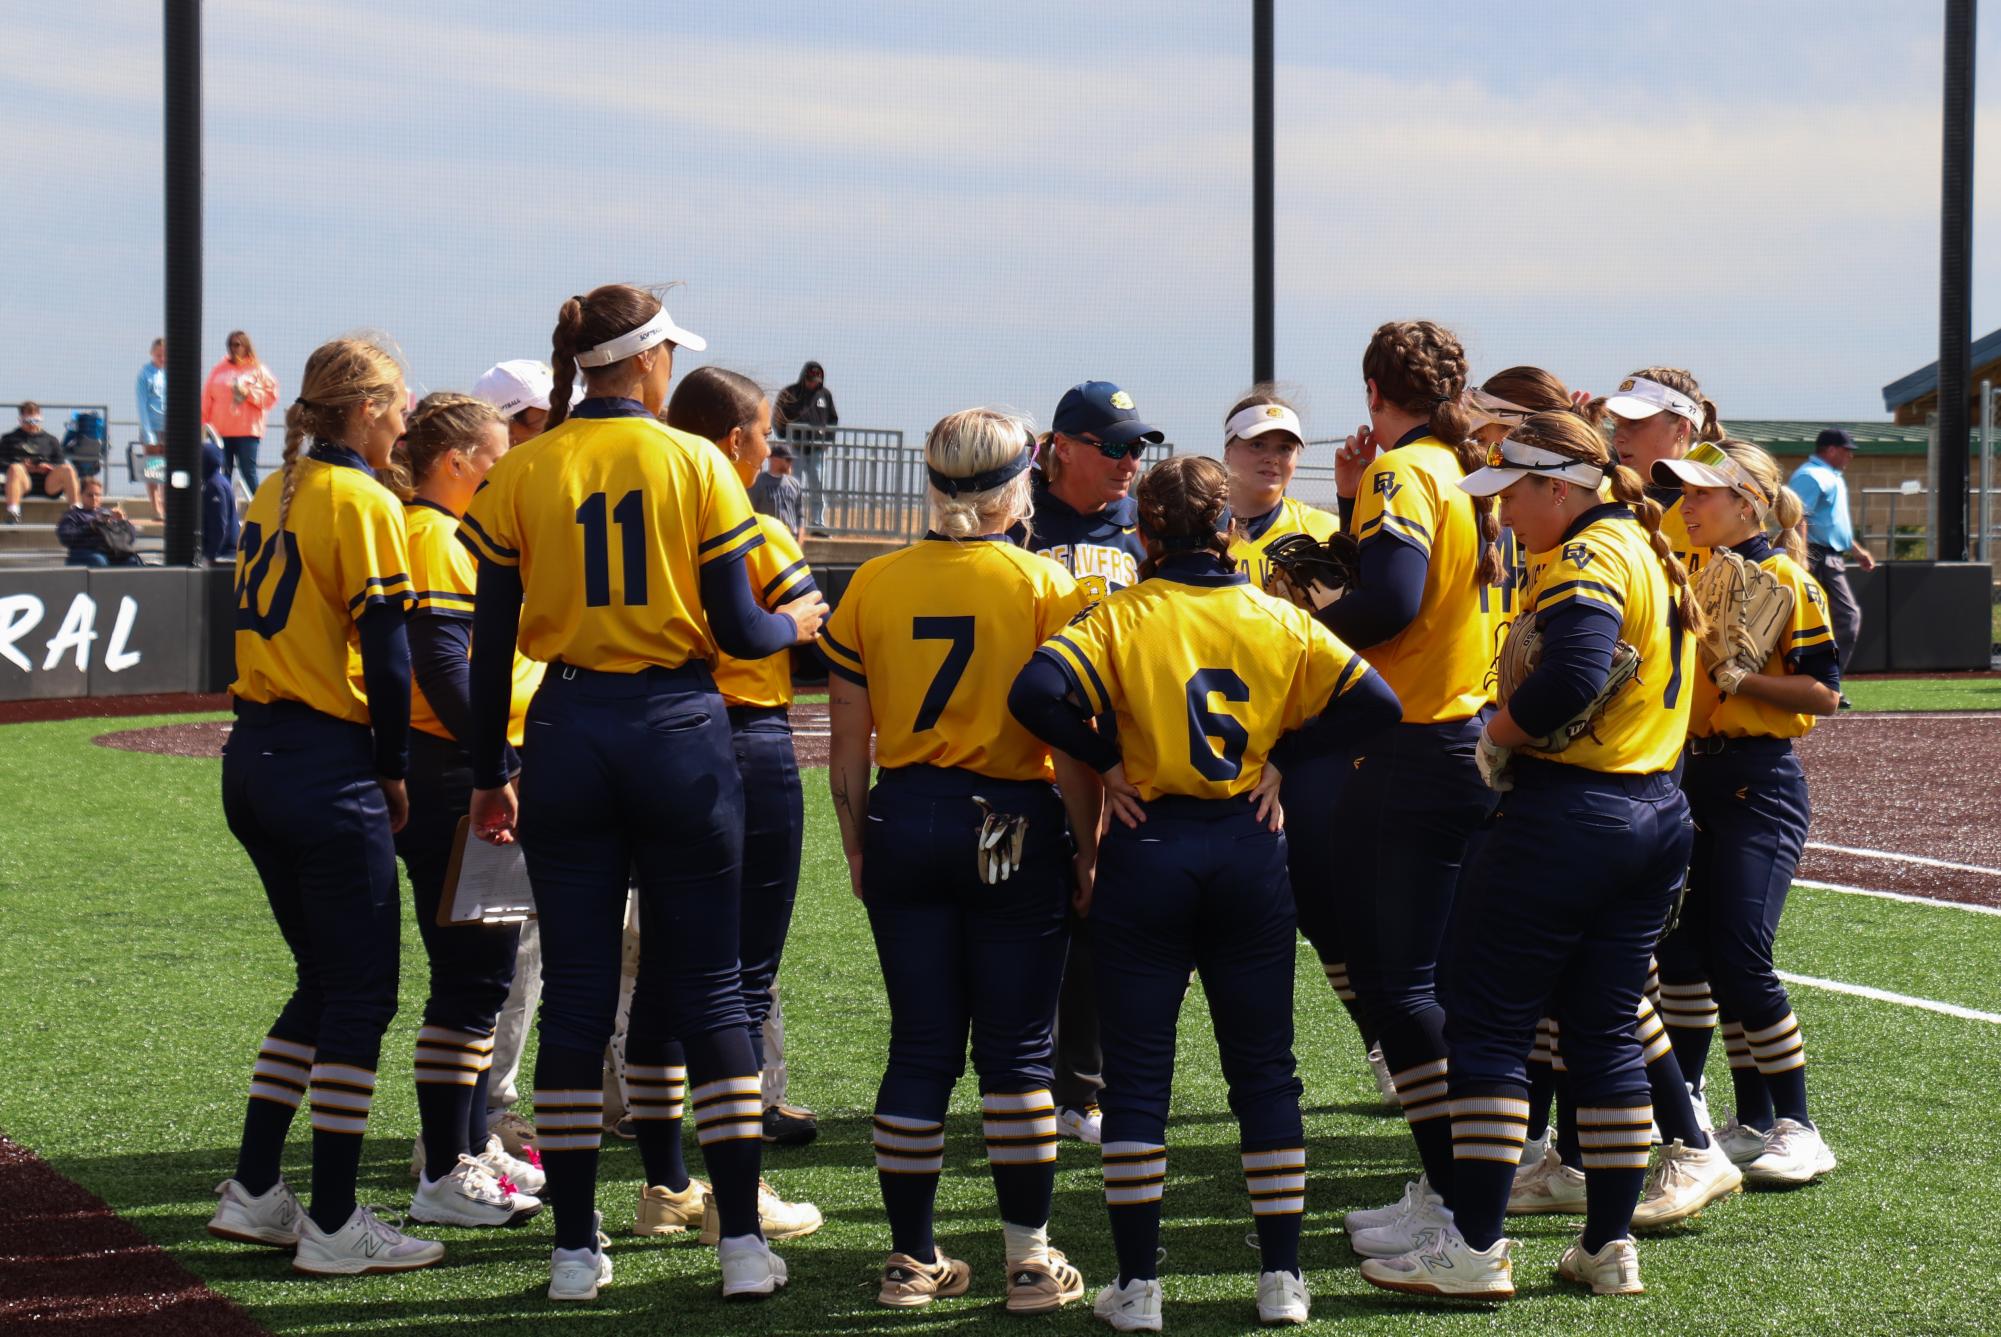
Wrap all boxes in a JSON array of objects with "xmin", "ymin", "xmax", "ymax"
[
  {"xmin": 1787, "ymin": 642, "xmax": 1841, "ymax": 693},
  {"xmin": 1337, "ymin": 495, "xmax": 1357, "ymax": 532},
  {"xmin": 1010, "ymin": 653, "xmax": 1121, "ymax": 773},
  {"xmin": 469, "ymin": 561, "xmax": 524, "ymax": 789},
  {"xmin": 411, "ymin": 615, "xmax": 476, "ymax": 741},
  {"xmin": 1319, "ymin": 535, "xmax": 1427, "ymax": 649},
  {"xmin": 1507, "ymin": 599, "xmax": 1621, "ymax": 739},
  {"xmin": 1271, "ymin": 666, "xmax": 1402, "ymax": 769},
  {"xmin": 356, "ymin": 602, "xmax": 412, "ymax": 780},
  {"xmin": 701, "ymin": 548, "xmax": 799, "ymax": 659}
]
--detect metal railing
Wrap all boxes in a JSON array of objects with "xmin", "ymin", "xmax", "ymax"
[{"xmin": 780, "ymin": 425, "xmax": 920, "ymax": 539}]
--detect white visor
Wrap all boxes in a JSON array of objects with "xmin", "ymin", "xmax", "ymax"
[
  {"xmin": 1459, "ymin": 433, "xmax": 1607, "ymax": 496},
  {"xmin": 1603, "ymin": 375, "xmax": 1702, "ymax": 426},
  {"xmin": 1652, "ymin": 446, "xmax": 1772, "ymax": 519},
  {"xmin": 1225, "ymin": 402, "xmax": 1304, "ymax": 443},
  {"xmin": 1461, "ymin": 386, "xmax": 1536, "ymax": 433},
  {"xmin": 574, "ymin": 306, "xmax": 707, "ymax": 367}
]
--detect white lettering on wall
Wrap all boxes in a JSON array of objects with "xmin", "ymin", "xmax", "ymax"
[
  {"xmin": 105, "ymin": 596, "xmax": 142, "ymax": 672},
  {"xmin": 0, "ymin": 594, "xmax": 43, "ymax": 672},
  {"xmin": 44, "ymin": 594, "xmax": 100, "ymax": 672}
]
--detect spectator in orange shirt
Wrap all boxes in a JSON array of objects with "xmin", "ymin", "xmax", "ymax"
[{"xmin": 202, "ymin": 330, "xmax": 281, "ymax": 492}]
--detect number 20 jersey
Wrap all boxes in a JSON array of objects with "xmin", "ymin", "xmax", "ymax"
[
  {"xmin": 458, "ymin": 412, "xmax": 763, "ymax": 673},
  {"xmin": 1038, "ymin": 568, "xmax": 1369, "ymax": 802},
  {"xmin": 819, "ymin": 537, "xmax": 1088, "ymax": 781}
]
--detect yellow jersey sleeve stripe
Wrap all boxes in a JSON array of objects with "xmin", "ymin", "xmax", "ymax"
[
  {"xmin": 1332, "ymin": 655, "xmax": 1365, "ymax": 699},
  {"xmin": 1378, "ymin": 514, "xmax": 1433, "ymax": 555},
  {"xmin": 761, "ymin": 558, "xmax": 810, "ymax": 602},
  {"xmin": 1044, "ymin": 636, "xmax": 1110, "ymax": 716},
  {"xmin": 347, "ymin": 573, "xmax": 413, "ymax": 612},
  {"xmin": 1538, "ymin": 578, "xmax": 1626, "ymax": 607},
  {"xmin": 1534, "ymin": 583, "xmax": 1623, "ymax": 619},
  {"xmin": 456, "ymin": 513, "xmax": 517, "ymax": 564},
  {"xmin": 824, "ymin": 658, "xmax": 867, "ymax": 688},
  {"xmin": 411, "ymin": 589, "xmax": 477, "ymax": 619},
  {"xmin": 697, "ymin": 516, "xmax": 763, "ymax": 564},
  {"xmin": 819, "ymin": 626, "xmax": 863, "ymax": 670},
  {"xmin": 1791, "ymin": 625, "xmax": 1835, "ymax": 648}
]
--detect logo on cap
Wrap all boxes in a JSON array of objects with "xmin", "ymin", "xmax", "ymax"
[
  {"xmin": 1109, "ymin": 391, "xmax": 1134, "ymax": 410},
  {"xmin": 1619, "ymin": 378, "xmax": 1636, "ymax": 392},
  {"xmin": 1487, "ymin": 442, "xmax": 1506, "ymax": 468},
  {"xmin": 1264, "ymin": 405, "xmax": 1284, "ymax": 418}
]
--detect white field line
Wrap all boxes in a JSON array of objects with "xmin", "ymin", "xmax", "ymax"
[
  {"xmin": 1834, "ymin": 710, "xmax": 2001, "ymax": 720},
  {"xmin": 1794, "ymin": 878, "xmax": 2001, "ymax": 917},
  {"xmin": 1778, "ymin": 972, "xmax": 2001, "ymax": 1025},
  {"xmin": 1805, "ymin": 841, "xmax": 2001, "ymax": 877}
]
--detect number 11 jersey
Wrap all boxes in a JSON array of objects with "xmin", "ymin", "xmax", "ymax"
[
  {"xmin": 819, "ymin": 536, "xmax": 1088, "ymax": 781},
  {"xmin": 458, "ymin": 404, "xmax": 763, "ymax": 673}
]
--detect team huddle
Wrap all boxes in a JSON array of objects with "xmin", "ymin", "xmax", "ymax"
[{"xmin": 204, "ymin": 290, "xmax": 1840, "ymax": 1329}]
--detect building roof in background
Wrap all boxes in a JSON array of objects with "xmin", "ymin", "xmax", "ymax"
[
  {"xmin": 1731, "ymin": 420, "xmax": 1934, "ymax": 455},
  {"xmin": 1881, "ymin": 327, "xmax": 2001, "ymax": 419}
]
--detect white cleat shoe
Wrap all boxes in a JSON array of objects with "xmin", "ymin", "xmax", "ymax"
[
  {"xmin": 549, "ymin": 1211, "xmax": 613, "ymax": 1301},
  {"xmin": 1686, "ymin": 1081, "xmax": 1713, "ymax": 1136},
  {"xmin": 410, "ymin": 1155, "xmax": 542, "ymax": 1228},
  {"xmin": 207, "ymin": 1177, "xmax": 304, "ymax": 1247},
  {"xmin": 1360, "ymin": 1226, "xmax": 1515, "ymax": 1299},
  {"xmin": 1367, "ymin": 1046, "xmax": 1399, "ymax": 1108},
  {"xmin": 1631, "ymin": 1138, "xmax": 1743, "ymax": 1230},
  {"xmin": 1256, "ymin": 1269, "xmax": 1310, "ymax": 1325},
  {"xmin": 293, "ymin": 1205, "xmax": 444, "ymax": 1275},
  {"xmin": 1556, "ymin": 1236, "xmax": 1644, "ymax": 1295},
  {"xmin": 1059, "ymin": 1105, "xmax": 1104, "ymax": 1145},
  {"xmin": 1345, "ymin": 1175, "xmax": 1438, "ymax": 1235},
  {"xmin": 1508, "ymin": 1150, "xmax": 1587, "ymax": 1216},
  {"xmin": 1514, "ymin": 1133, "xmax": 1550, "ymax": 1187},
  {"xmin": 1350, "ymin": 1193, "xmax": 1453, "ymax": 1259},
  {"xmin": 1093, "ymin": 1276, "xmax": 1164, "ymax": 1331},
  {"xmin": 1745, "ymin": 1118, "xmax": 1837, "ymax": 1186},
  {"xmin": 476, "ymin": 1134, "xmax": 545, "ymax": 1195},
  {"xmin": 719, "ymin": 1234, "xmax": 789, "ymax": 1299},
  {"xmin": 1714, "ymin": 1116, "xmax": 1772, "ymax": 1168},
  {"xmin": 698, "ymin": 1179, "xmax": 823, "ymax": 1244}
]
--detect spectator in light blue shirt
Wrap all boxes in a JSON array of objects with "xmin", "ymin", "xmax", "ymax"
[
  {"xmin": 135, "ymin": 337, "xmax": 168, "ymax": 517},
  {"xmin": 1787, "ymin": 428, "xmax": 1874, "ymax": 676}
]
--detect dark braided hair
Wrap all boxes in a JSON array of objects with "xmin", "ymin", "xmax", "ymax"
[
  {"xmin": 1134, "ymin": 455, "xmax": 1238, "ymax": 582},
  {"xmin": 547, "ymin": 284, "xmax": 663, "ymax": 431}
]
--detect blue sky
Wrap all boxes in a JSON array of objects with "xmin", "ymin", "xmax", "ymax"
[{"xmin": 5, "ymin": 2, "xmax": 2001, "ymax": 453}]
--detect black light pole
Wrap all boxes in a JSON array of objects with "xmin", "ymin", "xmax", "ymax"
[
  {"xmin": 1252, "ymin": 0, "xmax": 1274, "ymax": 385},
  {"xmin": 1938, "ymin": 0, "xmax": 1976, "ymax": 561},
  {"xmin": 163, "ymin": 0, "xmax": 202, "ymax": 566}
]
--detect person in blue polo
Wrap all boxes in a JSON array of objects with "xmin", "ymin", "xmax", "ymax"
[
  {"xmin": 1011, "ymin": 380, "xmax": 1165, "ymax": 1146},
  {"xmin": 1786, "ymin": 429, "xmax": 1873, "ymax": 678}
]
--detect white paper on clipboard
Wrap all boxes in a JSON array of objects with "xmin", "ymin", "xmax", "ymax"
[{"xmin": 439, "ymin": 816, "xmax": 536, "ymax": 925}]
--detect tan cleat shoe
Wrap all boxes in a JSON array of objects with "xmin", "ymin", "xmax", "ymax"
[
  {"xmin": 1006, "ymin": 1248, "xmax": 1086, "ymax": 1313},
  {"xmin": 1631, "ymin": 1138, "xmax": 1742, "ymax": 1231},
  {"xmin": 1556, "ymin": 1236, "xmax": 1644, "ymax": 1295},
  {"xmin": 634, "ymin": 1178, "xmax": 709, "ymax": 1235},
  {"xmin": 877, "ymin": 1250, "xmax": 972, "ymax": 1307},
  {"xmin": 698, "ymin": 1179, "xmax": 824, "ymax": 1244}
]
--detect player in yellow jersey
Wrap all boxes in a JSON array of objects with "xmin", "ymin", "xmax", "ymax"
[
  {"xmin": 1321, "ymin": 322, "xmax": 1508, "ymax": 1254},
  {"xmin": 822, "ymin": 408, "xmax": 1095, "ymax": 1314},
  {"xmin": 1601, "ymin": 367, "xmax": 1727, "ymax": 576},
  {"xmin": 635, "ymin": 366, "xmax": 825, "ymax": 1243},
  {"xmin": 1217, "ymin": 386, "xmax": 1388, "ymax": 1092},
  {"xmin": 371, "ymin": 393, "xmax": 547, "ymax": 1229},
  {"xmin": 1013, "ymin": 455, "xmax": 1399, "ymax": 1329},
  {"xmin": 207, "ymin": 338, "xmax": 446, "ymax": 1275},
  {"xmin": 1361, "ymin": 410, "xmax": 1702, "ymax": 1301},
  {"xmin": 459, "ymin": 284, "xmax": 825, "ymax": 1303},
  {"xmin": 1650, "ymin": 441, "xmax": 1841, "ymax": 1188}
]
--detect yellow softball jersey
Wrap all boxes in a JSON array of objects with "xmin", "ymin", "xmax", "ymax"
[
  {"xmin": 405, "ymin": 501, "xmax": 544, "ymax": 748},
  {"xmin": 230, "ymin": 448, "xmax": 413, "ymax": 726},
  {"xmin": 1231, "ymin": 495, "xmax": 1339, "ymax": 591},
  {"xmin": 1038, "ymin": 566, "xmax": 1370, "ymax": 802},
  {"xmin": 1349, "ymin": 440, "xmax": 1500, "ymax": 723},
  {"xmin": 1516, "ymin": 505, "xmax": 1694, "ymax": 775},
  {"xmin": 457, "ymin": 411, "xmax": 763, "ymax": 673},
  {"xmin": 820, "ymin": 537, "xmax": 1089, "ymax": 781},
  {"xmin": 1658, "ymin": 492, "xmax": 1707, "ymax": 577},
  {"xmin": 1690, "ymin": 550, "xmax": 1834, "ymax": 741},
  {"xmin": 713, "ymin": 515, "xmax": 813, "ymax": 709}
]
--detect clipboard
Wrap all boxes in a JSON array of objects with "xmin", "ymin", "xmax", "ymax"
[{"xmin": 438, "ymin": 816, "xmax": 537, "ymax": 926}]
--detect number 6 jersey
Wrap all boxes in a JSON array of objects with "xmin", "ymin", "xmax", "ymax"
[
  {"xmin": 1036, "ymin": 560, "xmax": 1370, "ymax": 801},
  {"xmin": 819, "ymin": 535, "xmax": 1088, "ymax": 780},
  {"xmin": 458, "ymin": 400, "xmax": 762, "ymax": 673},
  {"xmin": 229, "ymin": 445, "xmax": 413, "ymax": 723}
]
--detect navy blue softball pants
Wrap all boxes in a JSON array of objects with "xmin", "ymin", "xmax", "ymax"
[{"xmin": 729, "ymin": 705, "xmax": 804, "ymax": 1067}]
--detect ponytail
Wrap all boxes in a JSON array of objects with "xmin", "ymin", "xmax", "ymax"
[
  {"xmin": 1771, "ymin": 485, "xmax": 1808, "ymax": 566},
  {"xmin": 1606, "ymin": 463, "xmax": 1706, "ymax": 637},
  {"xmin": 545, "ymin": 283, "xmax": 667, "ymax": 433},
  {"xmin": 1134, "ymin": 455, "xmax": 1238, "ymax": 582},
  {"xmin": 277, "ymin": 402, "xmax": 309, "ymax": 530},
  {"xmin": 547, "ymin": 295, "xmax": 586, "ymax": 433},
  {"xmin": 280, "ymin": 337, "xmax": 404, "ymax": 529}
]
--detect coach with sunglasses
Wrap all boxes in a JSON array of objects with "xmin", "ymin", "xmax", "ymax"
[{"xmin": 1012, "ymin": 379, "xmax": 1164, "ymax": 1147}]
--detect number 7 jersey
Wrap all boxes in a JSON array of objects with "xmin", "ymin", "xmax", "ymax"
[
  {"xmin": 819, "ymin": 536, "xmax": 1089, "ymax": 780},
  {"xmin": 458, "ymin": 410, "xmax": 763, "ymax": 673}
]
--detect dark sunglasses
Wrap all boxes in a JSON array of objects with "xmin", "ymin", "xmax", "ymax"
[{"xmin": 1078, "ymin": 434, "xmax": 1146, "ymax": 462}]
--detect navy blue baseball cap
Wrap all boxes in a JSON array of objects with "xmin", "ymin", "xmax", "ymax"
[
  {"xmin": 1051, "ymin": 381, "xmax": 1165, "ymax": 446},
  {"xmin": 1815, "ymin": 428, "xmax": 1855, "ymax": 450}
]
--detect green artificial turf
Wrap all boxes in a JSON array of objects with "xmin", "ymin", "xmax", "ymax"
[
  {"xmin": 2, "ymin": 712, "xmax": 2000, "ymax": 1335},
  {"xmin": 1843, "ymin": 676, "xmax": 2001, "ymax": 712}
]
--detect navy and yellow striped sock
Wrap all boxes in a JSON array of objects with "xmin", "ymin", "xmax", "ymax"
[
  {"xmin": 1322, "ymin": 961, "xmax": 1374, "ymax": 1045},
  {"xmin": 1578, "ymin": 1103, "xmax": 1652, "ymax": 1253},
  {"xmin": 1448, "ymin": 1093, "xmax": 1529, "ymax": 1250},
  {"xmin": 413, "ymin": 1024, "xmax": 493, "ymax": 1180},
  {"xmin": 1720, "ymin": 1017, "xmax": 1775, "ymax": 1129},
  {"xmin": 1747, "ymin": 1009, "xmax": 1811, "ymax": 1125},
  {"xmin": 626, "ymin": 1036, "xmax": 690, "ymax": 1192},
  {"xmin": 534, "ymin": 1043, "xmax": 607, "ymax": 1251},
  {"xmin": 1658, "ymin": 978, "xmax": 1719, "ymax": 1077},
  {"xmin": 1103, "ymin": 1140, "xmax": 1166, "ymax": 1284},
  {"xmin": 1389, "ymin": 1052, "xmax": 1456, "ymax": 1197},
  {"xmin": 874, "ymin": 1112, "xmax": 945, "ymax": 1262},
  {"xmin": 684, "ymin": 1029, "xmax": 764, "ymax": 1240},
  {"xmin": 1525, "ymin": 1018, "xmax": 1558, "ymax": 1141},
  {"xmin": 1639, "ymin": 998, "xmax": 1711, "ymax": 1148},
  {"xmin": 983, "ymin": 1089, "xmax": 1059, "ymax": 1228},
  {"xmin": 307, "ymin": 1059, "xmax": 377, "ymax": 1233},
  {"xmin": 1244, "ymin": 1147, "xmax": 1305, "ymax": 1276},
  {"xmin": 235, "ymin": 1033, "xmax": 313, "ymax": 1195}
]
